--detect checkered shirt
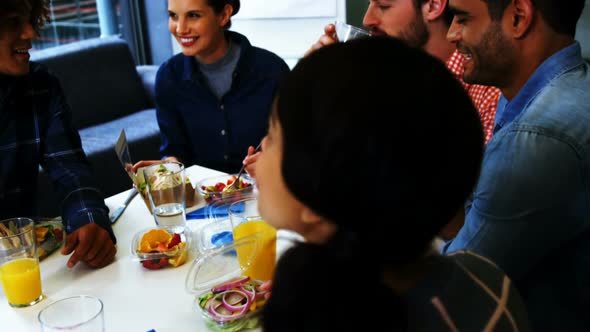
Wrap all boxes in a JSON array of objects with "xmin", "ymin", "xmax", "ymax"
[{"xmin": 446, "ymin": 50, "xmax": 501, "ymax": 143}]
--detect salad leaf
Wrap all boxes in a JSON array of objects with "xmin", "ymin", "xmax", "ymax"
[
  {"xmin": 204, "ymin": 316, "xmax": 260, "ymax": 332},
  {"xmin": 198, "ymin": 292, "xmax": 215, "ymax": 308}
]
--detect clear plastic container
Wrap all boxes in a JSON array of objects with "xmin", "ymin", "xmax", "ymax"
[
  {"xmin": 33, "ymin": 217, "xmax": 64, "ymax": 261},
  {"xmin": 130, "ymin": 226, "xmax": 191, "ymax": 270},
  {"xmin": 186, "ymin": 236, "xmax": 266, "ymax": 331},
  {"xmin": 188, "ymin": 193, "xmax": 257, "ymax": 253},
  {"xmin": 196, "ymin": 174, "xmax": 256, "ymax": 205}
]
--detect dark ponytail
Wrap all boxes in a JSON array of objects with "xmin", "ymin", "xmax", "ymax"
[
  {"xmin": 207, "ymin": 0, "xmax": 240, "ymax": 29},
  {"xmin": 263, "ymin": 235, "xmax": 408, "ymax": 331},
  {"xmin": 227, "ymin": 0, "xmax": 240, "ymax": 16}
]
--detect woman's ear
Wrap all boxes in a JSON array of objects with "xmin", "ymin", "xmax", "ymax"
[
  {"xmin": 300, "ymin": 206, "xmax": 337, "ymax": 243},
  {"xmin": 218, "ymin": 4, "xmax": 233, "ymax": 27},
  {"xmin": 423, "ymin": 0, "xmax": 448, "ymax": 22},
  {"xmin": 301, "ymin": 206, "xmax": 322, "ymax": 225}
]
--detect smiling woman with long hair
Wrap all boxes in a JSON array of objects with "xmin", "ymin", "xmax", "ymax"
[{"xmin": 132, "ymin": 0, "xmax": 289, "ymax": 174}]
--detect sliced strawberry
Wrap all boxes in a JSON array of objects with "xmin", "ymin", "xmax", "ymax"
[
  {"xmin": 215, "ymin": 182, "xmax": 226, "ymax": 191},
  {"xmin": 168, "ymin": 233, "xmax": 181, "ymax": 248},
  {"xmin": 53, "ymin": 228, "xmax": 63, "ymax": 241}
]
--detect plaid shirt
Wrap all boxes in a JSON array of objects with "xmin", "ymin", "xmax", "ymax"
[
  {"xmin": 0, "ymin": 63, "xmax": 115, "ymax": 242},
  {"xmin": 446, "ymin": 50, "xmax": 501, "ymax": 143}
]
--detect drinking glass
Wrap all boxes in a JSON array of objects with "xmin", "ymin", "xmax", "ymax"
[
  {"xmin": 142, "ymin": 162, "xmax": 187, "ymax": 233},
  {"xmin": 335, "ymin": 20, "xmax": 370, "ymax": 42},
  {"xmin": 228, "ymin": 197, "xmax": 277, "ymax": 281},
  {"xmin": 38, "ymin": 295, "xmax": 104, "ymax": 332},
  {"xmin": 0, "ymin": 217, "xmax": 44, "ymax": 307}
]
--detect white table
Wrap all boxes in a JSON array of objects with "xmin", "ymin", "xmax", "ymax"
[{"xmin": 2, "ymin": 166, "xmax": 298, "ymax": 332}]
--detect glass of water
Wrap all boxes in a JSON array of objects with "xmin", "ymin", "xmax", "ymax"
[
  {"xmin": 334, "ymin": 20, "xmax": 370, "ymax": 42},
  {"xmin": 142, "ymin": 162, "xmax": 187, "ymax": 233}
]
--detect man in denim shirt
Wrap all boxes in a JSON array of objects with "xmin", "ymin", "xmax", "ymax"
[
  {"xmin": 442, "ymin": 0, "xmax": 589, "ymax": 330},
  {"xmin": 0, "ymin": 0, "xmax": 116, "ymax": 268}
]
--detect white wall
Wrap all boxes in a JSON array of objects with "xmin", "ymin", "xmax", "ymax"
[
  {"xmin": 171, "ymin": 0, "xmax": 347, "ymax": 68},
  {"xmin": 171, "ymin": 0, "xmax": 588, "ymax": 62}
]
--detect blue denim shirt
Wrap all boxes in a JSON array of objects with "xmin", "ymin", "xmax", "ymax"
[
  {"xmin": 443, "ymin": 42, "xmax": 590, "ymax": 331},
  {"xmin": 155, "ymin": 31, "xmax": 290, "ymax": 173},
  {"xmin": 0, "ymin": 63, "xmax": 115, "ymax": 242}
]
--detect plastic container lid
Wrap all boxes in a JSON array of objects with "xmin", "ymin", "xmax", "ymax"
[
  {"xmin": 185, "ymin": 235, "xmax": 260, "ymax": 294},
  {"xmin": 188, "ymin": 193, "xmax": 257, "ymax": 253}
]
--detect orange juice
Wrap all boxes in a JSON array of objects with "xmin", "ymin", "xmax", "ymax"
[
  {"xmin": 0, "ymin": 258, "xmax": 42, "ymax": 306},
  {"xmin": 233, "ymin": 220, "xmax": 276, "ymax": 281}
]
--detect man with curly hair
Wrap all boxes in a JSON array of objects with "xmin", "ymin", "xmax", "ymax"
[{"xmin": 0, "ymin": 0, "xmax": 117, "ymax": 269}]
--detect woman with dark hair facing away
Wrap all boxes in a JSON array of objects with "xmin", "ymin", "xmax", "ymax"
[
  {"xmin": 254, "ymin": 36, "xmax": 530, "ymax": 331},
  {"xmin": 132, "ymin": 0, "xmax": 289, "ymax": 173}
]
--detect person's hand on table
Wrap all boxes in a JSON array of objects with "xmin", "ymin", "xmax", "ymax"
[
  {"xmin": 304, "ymin": 23, "xmax": 338, "ymax": 58},
  {"xmin": 61, "ymin": 224, "xmax": 116, "ymax": 268},
  {"xmin": 243, "ymin": 145, "xmax": 261, "ymax": 179},
  {"xmin": 131, "ymin": 156, "xmax": 180, "ymax": 173}
]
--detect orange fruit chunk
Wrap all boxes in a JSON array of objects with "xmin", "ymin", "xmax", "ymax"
[
  {"xmin": 36, "ymin": 227, "xmax": 49, "ymax": 243},
  {"xmin": 139, "ymin": 229, "xmax": 172, "ymax": 253}
]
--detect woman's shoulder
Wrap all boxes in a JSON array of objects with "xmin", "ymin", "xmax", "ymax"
[
  {"xmin": 155, "ymin": 53, "xmax": 188, "ymax": 91},
  {"xmin": 264, "ymin": 244, "xmax": 405, "ymax": 331},
  {"xmin": 157, "ymin": 53, "xmax": 186, "ymax": 79},
  {"xmin": 229, "ymin": 31, "xmax": 289, "ymax": 72},
  {"xmin": 248, "ymin": 46, "xmax": 287, "ymax": 66},
  {"xmin": 241, "ymin": 46, "xmax": 290, "ymax": 77},
  {"xmin": 405, "ymin": 251, "xmax": 530, "ymax": 331}
]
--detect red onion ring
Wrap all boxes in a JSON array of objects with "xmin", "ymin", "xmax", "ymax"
[
  {"xmin": 211, "ymin": 276, "xmax": 250, "ymax": 293},
  {"xmin": 239, "ymin": 284, "xmax": 256, "ymax": 301},
  {"xmin": 222, "ymin": 290, "xmax": 249, "ymax": 312},
  {"xmin": 208, "ymin": 291, "xmax": 250, "ymax": 322}
]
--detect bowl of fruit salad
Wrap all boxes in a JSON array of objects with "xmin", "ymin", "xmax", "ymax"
[
  {"xmin": 131, "ymin": 226, "xmax": 190, "ymax": 270},
  {"xmin": 197, "ymin": 174, "xmax": 255, "ymax": 205}
]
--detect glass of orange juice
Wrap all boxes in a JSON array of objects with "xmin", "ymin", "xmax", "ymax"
[
  {"xmin": 229, "ymin": 197, "xmax": 276, "ymax": 281},
  {"xmin": 0, "ymin": 217, "xmax": 44, "ymax": 307}
]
